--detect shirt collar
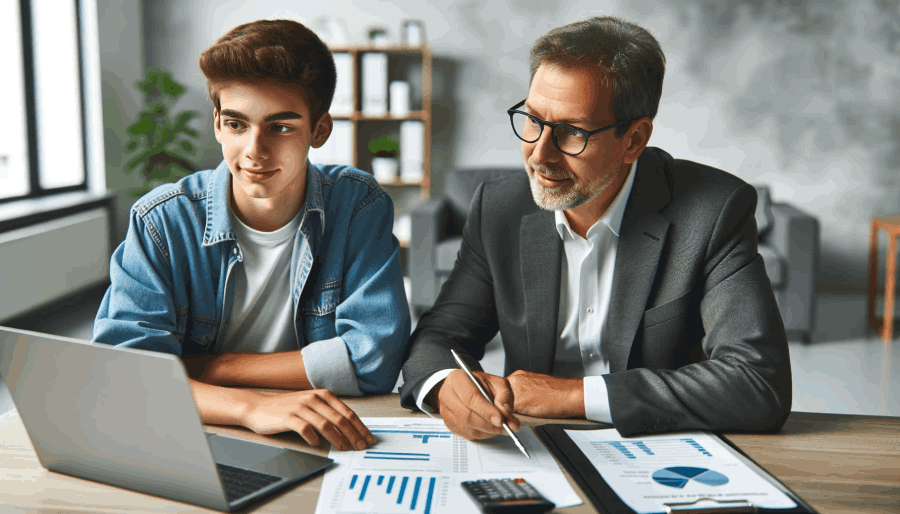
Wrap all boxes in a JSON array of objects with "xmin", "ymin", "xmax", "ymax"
[
  {"xmin": 202, "ymin": 159, "xmax": 326, "ymax": 247},
  {"xmin": 554, "ymin": 158, "xmax": 639, "ymax": 240}
]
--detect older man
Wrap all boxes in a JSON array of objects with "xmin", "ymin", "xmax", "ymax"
[{"xmin": 399, "ymin": 16, "xmax": 791, "ymax": 440}]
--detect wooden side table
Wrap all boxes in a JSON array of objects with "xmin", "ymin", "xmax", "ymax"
[{"xmin": 867, "ymin": 216, "xmax": 900, "ymax": 341}]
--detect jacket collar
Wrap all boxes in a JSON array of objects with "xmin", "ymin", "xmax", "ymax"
[
  {"xmin": 521, "ymin": 147, "xmax": 674, "ymax": 374},
  {"xmin": 202, "ymin": 160, "xmax": 326, "ymax": 247}
]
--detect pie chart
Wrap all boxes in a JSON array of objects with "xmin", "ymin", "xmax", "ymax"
[{"xmin": 652, "ymin": 467, "xmax": 729, "ymax": 489}]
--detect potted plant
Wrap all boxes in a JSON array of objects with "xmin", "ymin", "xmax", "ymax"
[
  {"xmin": 123, "ymin": 67, "xmax": 202, "ymax": 198},
  {"xmin": 369, "ymin": 134, "xmax": 399, "ymax": 182},
  {"xmin": 367, "ymin": 25, "xmax": 389, "ymax": 46}
]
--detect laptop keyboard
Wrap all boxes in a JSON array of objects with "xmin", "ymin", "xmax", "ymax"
[{"xmin": 216, "ymin": 463, "xmax": 283, "ymax": 503}]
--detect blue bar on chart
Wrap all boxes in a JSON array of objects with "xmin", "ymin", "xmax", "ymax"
[
  {"xmin": 370, "ymin": 429, "xmax": 452, "ymax": 444},
  {"xmin": 413, "ymin": 434, "xmax": 451, "ymax": 443},
  {"xmin": 358, "ymin": 475, "xmax": 371, "ymax": 501},
  {"xmin": 345, "ymin": 474, "xmax": 438, "ymax": 514},
  {"xmin": 363, "ymin": 450, "xmax": 430, "ymax": 461},
  {"xmin": 633, "ymin": 441, "xmax": 654, "ymax": 455},
  {"xmin": 603, "ymin": 441, "xmax": 636, "ymax": 459},
  {"xmin": 681, "ymin": 438, "xmax": 713, "ymax": 457}
]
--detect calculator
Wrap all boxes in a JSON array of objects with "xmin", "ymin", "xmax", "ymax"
[{"xmin": 460, "ymin": 478, "xmax": 555, "ymax": 514}]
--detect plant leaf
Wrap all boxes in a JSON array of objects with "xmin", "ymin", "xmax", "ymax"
[
  {"xmin": 126, "ymin": 113, "xmax": 156, "ymax": 136},
  {"xmin": 124, "ymin": 150, "xmax": 151, "ymax": 172},
  {"xmin": 178, "ymin": 140, "xmax": 196, "ymax": 154},
  {"xmin": 160, "ymin": 74, "xmax": 186, "ymax": 99}
]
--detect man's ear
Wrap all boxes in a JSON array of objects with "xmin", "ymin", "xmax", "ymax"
[
  {"xmin": 213, "ymin": 108, "xmax": 222, "ymax": 143},
  {"xmin": 622, "ymin": 117, "xmax": 653, "ymax": 164},
  {"xmin": 310, "ymin": 113, "xmax": 333, "ymax": 149}
]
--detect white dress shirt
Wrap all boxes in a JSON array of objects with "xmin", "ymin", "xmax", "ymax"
[{"xmin": 412, "ymin": 159, "xmax": 639, "ymax": 424}]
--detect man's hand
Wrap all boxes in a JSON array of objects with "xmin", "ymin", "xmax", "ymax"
[
  {"xmin": 243, "ymin": 389, "xmax": 375, "ymax": 451},
  {"xmin": 432, "ymin": 369, "xmax": 520, "ymax": 441},
  {"xmin": 506, "ymin": 370, "xmax": 584, "ymax": 418}
]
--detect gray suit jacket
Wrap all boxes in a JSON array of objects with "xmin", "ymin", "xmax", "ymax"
[{"xmin": 399, "ymin": 147, "xmax": 792, "ymax": 436}]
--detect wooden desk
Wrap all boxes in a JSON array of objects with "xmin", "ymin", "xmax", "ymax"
[{"xmin": 1, "ymin": 387, "xmax": 898, "ymax": 513}]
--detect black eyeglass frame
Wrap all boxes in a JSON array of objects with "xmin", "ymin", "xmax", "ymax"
[{"xmin": 507, "ymin": 99, "xmax": 631, "ymax": 156}]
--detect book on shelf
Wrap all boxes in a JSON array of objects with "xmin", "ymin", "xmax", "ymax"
[
  {"xmin": 330, "ymin": 52, "xmax": 353, "ymax": 117},
  {"xmin": 400, "ymin": 121, "xmax": 424, "ymax": 182},
  {"xmin": 361, "ymin": 52, "xmax": 388, "ymax": 116}
]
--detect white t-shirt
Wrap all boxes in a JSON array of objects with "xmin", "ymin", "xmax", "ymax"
[{"xmin": 219, "ymin": 208, "xmax": 303, "ymax": 354}]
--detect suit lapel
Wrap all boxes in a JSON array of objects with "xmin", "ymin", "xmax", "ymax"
[
  {"xmin": 520, "ymin": 210, "xmax": 562, "ymax": 374},
  {"xmin": 607, "ymin": 152, "xmax": 672, "ymax": 373}
]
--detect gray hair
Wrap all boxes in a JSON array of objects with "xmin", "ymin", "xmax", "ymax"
[{"xmin": 529, "ymin": 16, "xmax": 666, "ymax": 137}]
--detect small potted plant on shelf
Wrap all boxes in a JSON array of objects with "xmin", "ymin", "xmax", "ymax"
[
  {"xmin": 369, "ymin": 134, "xmax": 399, "ymax": 182},
  {"xmin": 367, "ymin": 25, "xmax": 389, "ymax": 46}
]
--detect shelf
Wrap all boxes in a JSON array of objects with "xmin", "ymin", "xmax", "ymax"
[
  {"xmin": 332, "ymin": 111, "xmax": 429, "ymax": 122},
  {"xmin": 326, "ymin": 42, "xmax": 432, "ymax": 208}
]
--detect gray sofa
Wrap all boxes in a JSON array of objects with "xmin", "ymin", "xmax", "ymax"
[{"xmin": 408, "ymin": 168, "xmax": 819, "ymax": 342}]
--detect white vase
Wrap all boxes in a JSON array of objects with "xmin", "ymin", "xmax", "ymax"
[{"xmin": 371, "ymin": 157, "xmax": 399, "ymax": 182}]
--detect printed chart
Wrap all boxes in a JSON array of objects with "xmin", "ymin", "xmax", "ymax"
[
  {"xmin": 314, "ymin": 418, "xmax": 580, "ymax": 514},
  {"xmin": 652, "ymin": 467, "xmax": 729, "ymax": 488},
  {"xmin": 592, "ymin": 437, "xmax": 714, "ymax": 462},
  {"xmin": 341, "ymin": 473, "xmax": 445, "ymax": 514},
  {"xmin": 564, "ymin": 428, "xmax": 797, "ymax": 514}
]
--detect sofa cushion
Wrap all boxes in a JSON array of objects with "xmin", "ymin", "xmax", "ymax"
[
  {"xmin": 757, "ymin": 243, "xmax": 786, "ymax": 289},
  {"xmin": 435, "ymin": 237, "xmax": 463, "ymax": 272},
  {"xmin": 754, "ymin": 185, "xmax": 774, "ymax": 239}
]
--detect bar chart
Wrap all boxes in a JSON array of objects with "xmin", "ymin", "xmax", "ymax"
[
  {"xmin": 316, "ymin": 418, "xmax": 582, "ymax": 514},
  {"xmin": 591, "ymin": 437, "xmax": 715, "ymax": 461},
  {"xmin": 351, "ymin": 428, "xmax": 457, "ymax": 473},
  {"xmin": 341, "ymin": 473, "xmax": 444, "ymax": 514}
]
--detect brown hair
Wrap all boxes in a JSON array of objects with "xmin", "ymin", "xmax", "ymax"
[
  {"xmin": 199, "ymin": 19, "xmax": 336, "ymax": 123},
  {"xmin": 529, "ymin": 16, "xmax": 666, "ymax": 137}
]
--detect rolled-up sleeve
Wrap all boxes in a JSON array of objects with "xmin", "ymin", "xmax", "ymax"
[
  {"xmin": 330, "ymin": 192, "xmax": 411, "ymax": 393},
  {"xmin": 302, "ymin": 336, "xmax": 364, "ymax": 396}
]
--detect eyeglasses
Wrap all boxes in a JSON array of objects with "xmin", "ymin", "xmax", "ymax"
[{"xmin": 507, "ymin": 99, "xmax": 631, "ymax": 156}]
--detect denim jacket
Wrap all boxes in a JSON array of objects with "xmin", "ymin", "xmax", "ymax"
[{"xmin": 93, "ymin": 160, "xmax": 411, "ymax": 395}]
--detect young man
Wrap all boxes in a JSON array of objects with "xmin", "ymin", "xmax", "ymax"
[
  {"xmin": 94, "ymin": 19, "xmax": 410, "ymax": 452},
  {"xmin": 400, "ymin": 16, "xmax": 791, "ymax": 440}
]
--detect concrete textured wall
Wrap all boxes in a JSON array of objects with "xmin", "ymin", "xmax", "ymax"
[{"xmin": 102, "ymin": 0, "xmax": 900, "ymax": 286}]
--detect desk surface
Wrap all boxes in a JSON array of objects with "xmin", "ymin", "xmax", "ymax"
[{"xmin": 1, "ymin": 386, "xmax": 898, "ymax": 514}]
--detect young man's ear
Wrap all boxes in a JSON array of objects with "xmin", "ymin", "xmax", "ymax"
[
  {"xmin": 310, "ymin": 113, "xmax": 333, "ymax": 149},
  {"xmin": 213, "ymin": 108, "xmax": 222, "ymax": 143}
]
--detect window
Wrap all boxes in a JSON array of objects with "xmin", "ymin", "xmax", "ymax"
[{"xmin": 0, "ymin": 0, "xmax": 88, "ymax": 204}]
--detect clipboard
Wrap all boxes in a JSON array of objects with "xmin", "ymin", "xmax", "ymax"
[{"xmin": 534, "ymin": 423, "xmax": 818, "ymax": 514}]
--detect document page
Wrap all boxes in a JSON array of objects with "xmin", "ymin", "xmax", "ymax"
[
  {"xmin": 314, "ymin": 418, "xmax": 581, "ymax": 514},
  {"xmin": 563, "ymin": 428, "xmax": 797, "ymax": 513}
]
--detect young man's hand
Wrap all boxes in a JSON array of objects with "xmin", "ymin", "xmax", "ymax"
[
  {"xmin": 243, "ymin": 390, "xmax": 375, "ymax": 451},
  {"xmin": 431, "ymin": 369, "xmax": 520, "ymax": 441},
  {"xmin": 506, "ymin": 370, "xmax": 584, "ymax": 418}
]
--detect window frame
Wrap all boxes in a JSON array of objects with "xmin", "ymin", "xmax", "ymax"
[{"xmin": 0, "ymin": 0, "xmax": 90, "ymax": 206}]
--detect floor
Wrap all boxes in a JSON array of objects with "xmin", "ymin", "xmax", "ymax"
[{"xmin": 2, "ymin": 284, "xmax": 898, "ymax": 418}]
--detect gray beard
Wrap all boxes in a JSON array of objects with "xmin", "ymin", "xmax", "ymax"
[{"xmin": 528, "ymin": 174, "xmax": 589, "ymax": 211}]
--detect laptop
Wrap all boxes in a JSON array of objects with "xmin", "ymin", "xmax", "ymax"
[{"xmin": 0, "ymin": 326, "xmax": 334, "ymax": 512}]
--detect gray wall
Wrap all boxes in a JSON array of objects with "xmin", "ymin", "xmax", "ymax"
[
  {"xmin": 99, "ymin": 0, "xmax": 900, "ymax": 287},
  {"xmin": 98, "ymin": 0, "xmax": 146, "ymax": 243}
]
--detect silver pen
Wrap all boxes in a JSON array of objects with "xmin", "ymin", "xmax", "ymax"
[{"xmin": 450, "ymin": 349, "xmax": 530, "ymax": 459}]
